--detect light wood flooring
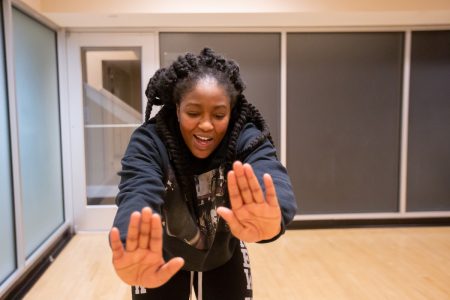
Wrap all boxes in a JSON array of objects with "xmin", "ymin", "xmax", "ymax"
[{"xmin": 24, "ymin": 227, "xmax": 450, "ymax": 300}]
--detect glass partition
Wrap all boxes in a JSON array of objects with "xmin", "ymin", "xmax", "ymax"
[
  {"xmin": 0, "ymin": 1, "xmax": 16, "ymax": 283},
  {"xmin": 13, "ymin": 8, "xmax": 64, "ymax": 257},
  {"xmin": 81, "ymin": 48, "xmax": 142, "ymax": 205}
]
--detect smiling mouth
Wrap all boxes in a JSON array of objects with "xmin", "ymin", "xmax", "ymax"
[
  {"xmin": 194, "ymin": 134, "xmax": 213, "ymax": 142},
  {"xmin": 193, "ymin": 135, "xmax": 214, "ymax": 149}
]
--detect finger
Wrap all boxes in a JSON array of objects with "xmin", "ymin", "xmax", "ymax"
[
  {"xmin": 227, "ymin": 170, "xmax": 243, "ymax": 209},
  {"xmin": 139, "ymin": 207, "xmax": 152, "ymax": 249},
  {"xmin": 233, "ymin": 161, "xmax": 253, "ymax": 204},
  {"xmin": 126, "ymin": 211, "xmax": 141, "ymax": 251},
  {"xmin": 264, "ymin": 174, "xmax": 280, "ymax": 207},
  {"xmin": 243, "ymin": 163, "xmax": 264, "ymax": 203},
  {"xmin": 155, "ymin": 257, "xmax": 185, "ymax": 287},
  {"xmin": 217, "ymin": 207, "xmax": 245, "ymax": 237},
  {"xmin": 149, "ymin": 213, "xmax": 163, "ymax": 255},
  {"xmin": 109, "ymin": 227, "xmax": 125, "ymax": 261}
]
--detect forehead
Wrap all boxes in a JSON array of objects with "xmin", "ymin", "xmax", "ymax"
[{"xmin": 180, "ymin": 77, "xmax": 231, "ymax": 107}]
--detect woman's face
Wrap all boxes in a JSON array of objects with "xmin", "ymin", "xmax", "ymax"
[{"xmin": 177, "ymin": 77, "xmax": 231, "ymax": 159}]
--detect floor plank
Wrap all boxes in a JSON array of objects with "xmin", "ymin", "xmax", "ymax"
[{"xmin": 24, "ymin": 227, "xmax": 450, "ymax": 300}]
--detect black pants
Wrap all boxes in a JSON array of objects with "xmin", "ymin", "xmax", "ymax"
[{"xmin": 132, "ymin": 241, "xmax": 252, "ymax": 300}]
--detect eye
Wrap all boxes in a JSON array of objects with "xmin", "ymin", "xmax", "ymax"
[
  {"xmin": 186, "ymin": 111, "xmax": 200, "ymax": 117},
  {"xmin": 215, "ymin": 114, "xmax": 226, "ymax": 120}
]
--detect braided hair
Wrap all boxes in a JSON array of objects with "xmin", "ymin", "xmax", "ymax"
[{"xmin": 144, "ymin": 48, "xmax": 273, "ymax": 201}]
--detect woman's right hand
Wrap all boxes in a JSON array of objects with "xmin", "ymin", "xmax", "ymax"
[{"xmin": 109, "ymin": 207, "xmax": 184, "ymax": 288}]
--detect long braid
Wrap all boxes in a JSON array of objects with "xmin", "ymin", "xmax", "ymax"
[
  {"xmin": 154, "ymin": 106, "xmax": 197, "ymax": 201},
  {"xmin": 225, "ymin": 94, "xmax": 250, "ymax": 162},
  {"xmin": 143, "ymin": 48, "xmax": 274, "ymax": 204},
  {"xmin": 226, "ymin": 95, "xmax": 275, "ymax": 162}
]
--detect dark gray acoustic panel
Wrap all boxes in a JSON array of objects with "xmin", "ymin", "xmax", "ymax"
[
  {"xmin": 407, "ymin": 30, "xmax": 450, "ymax": 211},
  {"xmin": 287, "ymin": 32, "xmax": 404, "ymax": 214},
  {"xmin": 159, "ymin": 33, "xmax": 281, "ymax": 152}
]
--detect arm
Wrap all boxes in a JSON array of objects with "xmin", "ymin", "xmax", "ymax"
[
  {"xmin": 112, "ymin": 125, "xmax": 167, "ymax": 243},
  {"xmin": 110, "ymin": 125, "xmax": 183, "ymax": 287}
]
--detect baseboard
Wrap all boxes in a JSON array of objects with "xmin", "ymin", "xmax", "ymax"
[
  {"xmin": 3, "ymin": 229, "xmax": 73, "ymax": 300},
  {"xmin": 287, "ymin": 217, "xmax": 450, "ymax": 230}
]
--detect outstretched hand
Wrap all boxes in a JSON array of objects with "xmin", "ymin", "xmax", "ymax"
[
  {"xmin": 109, "ymin": 207, "xmax": 184, "ymax": 288},
  {"xmin": 217, "ymin": 161, "xmax": 282, "ymax": 242}
]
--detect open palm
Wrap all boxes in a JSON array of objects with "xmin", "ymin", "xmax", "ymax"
[
  {"xmin": 109, "ymin": 207, "xmax": 184, "ymax": 288},
  {"xmin": 217, "ymin": 161, "xmax": 282, "ymax": 242}
]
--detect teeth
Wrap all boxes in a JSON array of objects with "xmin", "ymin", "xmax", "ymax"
[{"xmin": 196, "ymin": 135, "xmax": 212, "ymax": 141}]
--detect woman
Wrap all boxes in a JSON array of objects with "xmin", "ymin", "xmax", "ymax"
[{"xmin": 109, "ymin": 48, "xmax": 297, "ymax": 299}]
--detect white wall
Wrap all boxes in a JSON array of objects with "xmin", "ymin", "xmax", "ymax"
[
  {"xmin": 36, "ymin": 0, "xmax": 450, "ymax": 13},
  {"xmin": 18, "ymin": 0, "xmax": 450, "ymax": 27}
]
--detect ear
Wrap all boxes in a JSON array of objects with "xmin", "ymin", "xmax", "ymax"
[{"xmin": 176, "ymin": 104, "xmax": 180, "ymax": 122}]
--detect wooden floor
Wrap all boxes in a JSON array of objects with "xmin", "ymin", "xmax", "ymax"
[{"xmin": 24, "ymin": 227, "xmax": 450, "ymax": 300}]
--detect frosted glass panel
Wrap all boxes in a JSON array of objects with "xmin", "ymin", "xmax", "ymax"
[
  {"xmin": 82, "ymin": 48, "xmax": 142, "ymax": 125},
  {"xmin": 0, "ymin": 3, "xmax": 16, "ymax": 282},
  {"xmin": 81, "ymin": 48, "xmax": 142, "ymax": 205},
  {"xmin": 84, "ymin": 127, "xmax": 134, "ymax": 205},
  {"xmin": 13, "ymin": 9, "xmax": 64, "ymax": 257}
]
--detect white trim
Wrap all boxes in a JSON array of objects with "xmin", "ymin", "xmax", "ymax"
[
  {"xmin": 67, "ymin": 32, "xmax": 158, "ymax": 231},
  {"xmin": 3, "ymin": 0, "xmax": 25, "ymax": 274},
  {"xmin": 84, "ymin": 124, "xmax": 140, "ymax": 128},
  {"xmin": 66, "ymin": 32, "xmax": 87, "ymax": 233},
  {"xmin": 57, "ymin": 28, "xmax": 74, "ymax": 230},
  {"xmin": 143, "ymin": 30, "xmax": 162, "ymax": 121},
  {"xmin": 280, "ymin": 31, "xmax": 287, "ymax": 167},
  {"xmin": 294, "ymin": 211, "xmax": 450, "ymax": 221},
  {"xmin": 66, "ymin": 25, "xmax": 450, "ymax": 33},
  {"xmin": 399, "ymin": 31, "xmax": 412, "ymax": 214}
]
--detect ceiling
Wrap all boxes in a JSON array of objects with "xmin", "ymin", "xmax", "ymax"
[{"xmin": 19, "ymin": 0, "xmax": 450, "ymax": 28}]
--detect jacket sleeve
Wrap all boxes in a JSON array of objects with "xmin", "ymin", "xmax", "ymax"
[
  {"xmin": 112, "ymin": 125, "xmax": 167, "ymax": 243},
  {"xmin": 238, "ymin": 125, "xmax": 298, "ymax": 243}
]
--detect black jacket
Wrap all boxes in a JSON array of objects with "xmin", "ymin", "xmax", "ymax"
[{"xmin": 113, "ymin": 121, "xmax": 297, "ymax": 271}]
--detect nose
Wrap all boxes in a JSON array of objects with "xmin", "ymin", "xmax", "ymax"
[{"xmin": 198, "ymin": 118, "xmax": 213, "ymax": 131}]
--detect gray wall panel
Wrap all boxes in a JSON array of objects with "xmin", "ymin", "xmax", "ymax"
[
  {"xmin": 287, "ymin": 32, "xmax": 403, "ymax": 214},
  {"xmin": 159, "ymin": 33, "xmax": 281, "ymax": 151},
  {"xmin": 407, "ymin": 30, "xmax": 450, "ymax": 211}
]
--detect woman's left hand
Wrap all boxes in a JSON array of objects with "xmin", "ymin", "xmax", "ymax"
[{"xmin": 217, "ymin": 161, "xmax": 282, "ymax": 242}]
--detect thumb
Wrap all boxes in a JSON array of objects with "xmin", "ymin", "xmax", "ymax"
[
  {"xmin": 154, "ymin": 257, "xmax": 185, "ymax": 287},
  {"xmin": 217, "ymin": 207, "xmax": 244, "ymax": 237}
]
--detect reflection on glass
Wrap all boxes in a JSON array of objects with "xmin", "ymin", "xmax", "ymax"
[
  {"xmin": 13, "ymin": 9, "xmax": 64, "ymax": 257},
  {"xmin": 0, "ymin": 1, "xmax": 16, "ymax": 282},
  {"xmin": 84, "ymin": 127, "xmax": 135, "ymax": 205},
  {"xmin": 82, "ymin": 48, "xmax": 142, "ymax": 205}
]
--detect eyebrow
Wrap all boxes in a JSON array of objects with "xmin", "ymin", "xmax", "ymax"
[{"xmin": 184, "ymin": 103, "xmax": 228, "ymax": 110}]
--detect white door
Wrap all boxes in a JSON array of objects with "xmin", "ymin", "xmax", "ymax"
[{"xmin": 67, "ymin": 32, "xmax": 158, "ymax": 231}]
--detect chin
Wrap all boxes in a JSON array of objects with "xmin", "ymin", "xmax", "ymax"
[
  {"xmin": 193, "ymin": 151, "xmax": 211, "ymax": 159},
  {"xmin": 190, "ymin": 146, "xmax": 214, "ymax": 159}
]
